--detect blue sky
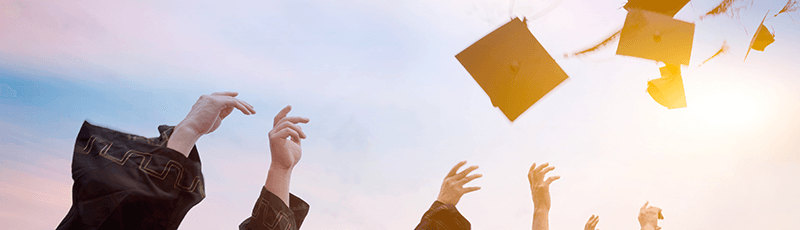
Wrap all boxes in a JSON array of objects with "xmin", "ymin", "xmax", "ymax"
[{"xmin": 1, "ymin": 0, "xmax": 800, "ymax": 229}]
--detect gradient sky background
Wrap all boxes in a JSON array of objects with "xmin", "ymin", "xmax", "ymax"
[{"xmin": 1, "ymin": 0, "xmax": 799, "ymax": 229}]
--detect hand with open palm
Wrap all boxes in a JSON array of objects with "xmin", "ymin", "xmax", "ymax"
[
  {"xmin": 436, "ymin": 161, "xmax": 482, "ymax": 206},
  {"xmin": 168, "ymin": 92, "xmax": 256, "ymax": 156},
  {"xmin": 268, "ymin": 105, "xmax": 309, "ymax": 170},
  {"xmin": 264, "ymin": 105, "xmax": 309, "ymax": 206}
]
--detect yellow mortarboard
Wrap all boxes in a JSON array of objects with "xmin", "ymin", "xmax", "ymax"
[
  {"xmin": 647, "ymin": 64, "xmax": 687, "ymax": 109},
  {"xmin": 623, "ymin": 0, "xmax": 691, "ymax": 17},
  {"xmin": 751, "ymin": 25, "xmax": 775, "ymax": 51},
  {"xmin": 744, "ymin": 11, "xmax": 775, "ymax": 62},
  {"xmin": 456, "ymin": 18, "xmax": 569, "ymax": 122},
  {"xmin": 617, "ymin": 9, "xmax": 695, "ymax": 65}
]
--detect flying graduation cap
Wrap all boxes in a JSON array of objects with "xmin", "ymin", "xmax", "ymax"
[
  {"xmin": 744, "ymin": 11, "xmax": 776, "ymax": 62},
  {"xmin": 751, "ymin": 25, "xmax": 776, "ymax": 51},
  {"xmin": 617, "ymin": 8, "xmax": 695, "ymax": 65},
  {"xmin": 647, "ymin": 64, "xmax": 687, "ymax": 109},
  {"xmin": 623, "ymin": 0, "xmax": 691, "ymax": 17},
  {"xmin": 456, "ymin": 18, "xmax": 569, "ymax": 122}
]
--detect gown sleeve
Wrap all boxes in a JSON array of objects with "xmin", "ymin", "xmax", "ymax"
[
  {"xmin": 56, "ymin": 121, "xmax": 206, "ymax": 230},
  {"xmin": 414, "ymin": 201, "xmax": 471, "ymax": 230},
  {"xmin": 239, "ymin": 187, "xmax": 310, "ymax": 230}
]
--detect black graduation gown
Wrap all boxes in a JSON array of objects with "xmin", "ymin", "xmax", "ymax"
[
  {"xmin": 414, "ymin": 201, "xmax": 471, "ymax": 230},
  {"xmin": 239, "ymin": 187, "xmax": 309, "ymax": 230},
  {"xmin": 57, "ymin": 121, "xmax": 206, "ymax": 230},
  {"xmin": 56, "ymin": 121, "xmax": 310, "ymax": 230}
]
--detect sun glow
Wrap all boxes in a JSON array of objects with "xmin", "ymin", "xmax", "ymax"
[{"xmin": 688, "ymin": 85, "xmax": 766, "ymax": 128}]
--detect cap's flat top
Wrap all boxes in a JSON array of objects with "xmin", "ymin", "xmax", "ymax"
[
  {"xmin": 623, "ymin": 0, "xmax": 691, "ymax": 17},
  {"xmin": 647, "ymin": 64, "xmax": 686, "ymax": 109},
  {"xmin": 617, "ymin": 9, "xmax": 695, "ymax": 65},
  {"xmin": 456, "ymin": 18, "xmax": 569, "ymax": 122}
]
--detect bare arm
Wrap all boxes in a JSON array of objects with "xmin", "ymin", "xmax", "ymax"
[
  {"xmin": 167, "ymin": 124, "xmax": 203, "ymax": 157},
  {"xmin": 264, "ymin": 105, "xmax": 309, "ymax": 205},
  {"xmin": 529, "ymin": 162, "xmax": 560, "ymax": 230},
  {"xmin": 532, "ymin": 208, "xmax": 549, "ymax": 230}
]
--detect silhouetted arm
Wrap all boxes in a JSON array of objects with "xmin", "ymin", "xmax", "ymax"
[{"xmin": 529, "ymin": 163, "xmax": 560, "ymax": 230}]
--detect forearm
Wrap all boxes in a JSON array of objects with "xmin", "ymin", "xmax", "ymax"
[
  {"xmin": 264, "ymin": 164, "xmax": 293, "ymax": 206},
  {"xmin": 166, "ymin": 123, "xmax": 202, "ymax": 157},
  {"xmin": 642, "ymin": 225, "xmax": 657, "ymax": 230},
  {"xmin": 532, "ymin": 208, "xmax": 549, "ymax": 230}
]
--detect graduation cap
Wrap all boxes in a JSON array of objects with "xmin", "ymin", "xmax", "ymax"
[
  {"xmin": 744, "ymin": 11, "xmax": 776, "ymax": 62},
  {"xmin": 456, "ymin": 18, "xmax": 569, "ymax": 122},
  {"xmin": 623, "ymin": 0, "xmax": 691, "ymax": 17},
  {"xmin": 617, "ymin": 9, "xmax": 695, "ymax": 65},
  {"xmin": 647, "ymin": 64, "xmax": 687, "ymax": 109}
]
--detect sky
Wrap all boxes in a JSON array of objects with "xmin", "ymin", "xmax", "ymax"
[{"xmin": 1, "ymin": 0, "xmax": 799, "ymax": 229}]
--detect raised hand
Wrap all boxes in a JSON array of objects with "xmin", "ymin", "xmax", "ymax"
[
  {"xmin": 584, "ymin": 215, "xmax": 599, "ymax": 230},
  {"xmin": 264, "ymin": 105, "xmax": 309, "ymax": 206},
  {"xmin": 268, "ymin": 105, "xmax": 309, "ymax": 170},
  {"xmin": 179, "ymin": 92, "xmax": 255, "ymax": 135},
  {"xmin": 436, "ymin": 161, "xmax": 482, "ymax": 206},
  {"xmin": 528, "ymin": 162, "xmax": 560, "ymax": 211},
  {"xmin": 169, "ymin": 92, "xmax": 256, "ymax": 156},
  {"xmin": 638, "ymin": 202, "xmax": 663, "ymax": 230}
]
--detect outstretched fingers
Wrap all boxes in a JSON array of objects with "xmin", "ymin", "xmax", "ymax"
[
  {"xmin": 447, "ymin": 161, "xmax": 467, "ymax": 177},
  {"xmin": 533, "ymin": 163, "xmax": 550, "ymax": 175},
  {"xmin": 238, "ymin": 99, "xmax": 255, "ymax": 113},
  {"xmin": 454, "ymin": 165, "xmax": 479, "ymax": 179},
  {"xmin": 544, "ymin": 175, "xmax": 560, "ymax": 185},
  {"xmin": 212, "ymin": 91, "xmax": 239, "ymax": 97},
  {"xmin": 273, "ymin": 120, "xmax": 307, "ymax": 139},
  {"xmin": 276, "ymin": 116, "xmax": 310, "ymax": 126},
  {"xmin": 585, "ymin": 215, "xmax": 600, "ymax": 230},
  {"xmin": 219, "ymin": 100, "xmax": 248, "ymax": 116},
  {"xmin": 460, "ymin": 172, "xmax": 482, "ymax": 195},
  {"xmin": 463, "ymin": 186, "xmax": 481, "ymax": 194},
  {"xmin": 272, "ymin": 127, "xmax": 302, "ymax": 142},
  {"xmin": 529, "ymin": 162, "xmax": 552, "ymax": 182},
  {"xmin": 274, "ymin": 105, "xmax": 293, "ymax": 126},
  {"xmin": 540, "ymin": 166, "xmax": 555, "ymax": 175},
  {"xmin": 458, "ymin": 173, "xmax": 482, "ymax": 186},
  {"xmin": 220, "ymin": 96, "xmax": 255, "ymax": 115}
]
